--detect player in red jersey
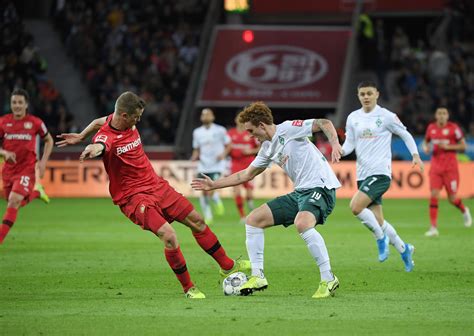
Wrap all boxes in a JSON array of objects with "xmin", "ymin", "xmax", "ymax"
[
  {"xmin": 56, "ymin": 91, "xmax": 250, "ymax": 298},
  {"xmin": 0, "ymin": 89, "xmax": 53, "ymax": 244},
  {"xmin": 227, "ymin": 115, "xmax": 259, "ymax": 221},
  {"xmin": 422, "ymin": 107, "xmax": 471, "ymax": 237}
]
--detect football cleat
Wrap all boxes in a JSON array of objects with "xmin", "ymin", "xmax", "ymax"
[
  {"xmin": 377, "ymin": 235, "xmax": 389, "ymax": 262},
  {"xmin": 463, "ymin": 207, "xmax": 472, "ymax": 228},
  {"xmin": 184, "ymin": 286, "xmax": 206, "ymax": 299},
  {"xmin": 312, "ymin": 275, "xmax": 339, "ymax": 299},
  {"xmin": 400, "ymin": 243, "xmax": 415, "ymax": 272},
  {"xmin": 424, "ymin": 227, "xmax": 439, "ymax": 237},
  {"xmin": 214, "ymin": 200, "xmax": 225, "ymax": 216},
  {"xmin": 220, "ymin": 258, "xmax": 251, "ymax": 278},
  {"xmin": 34, "ymin": 183, "xmax": 50, "ymax": 204},
  {"xmin": 239, "ymin": 276, "xmax": 268, "ymax": 296}
]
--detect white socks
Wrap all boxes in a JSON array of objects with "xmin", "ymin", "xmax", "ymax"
[
  {"xmin": 300, "ymin": 228, "xmax": 333, "ymax": 282},
  {"xmin": 199, "ymin": 195, "xmax": 212, "ymax": 219},
  {"xmin": 382, "ymin": 220, "xmax": 406, "ymax": 253},
  {"xmin": 357, "ymin": 208, "xmax": 384, "ymax": 239},
  {"xmin": 245, "ymin": 224, "xmax": 265, "ymax": 277}
]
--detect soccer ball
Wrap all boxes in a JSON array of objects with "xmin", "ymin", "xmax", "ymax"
[{"xmin": 222, "ymin": 272, "xmax": 248, "ymax": 296}]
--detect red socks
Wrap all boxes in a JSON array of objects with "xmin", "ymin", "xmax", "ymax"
[
  {"xmin": 0, "ymin": 207, "xmax": 18, "ymax": 244},
  {"xmin": 193, "ymin": 225, "xmax": 234, "ymax": 270},
  {"xmin": 164, "ymin": 247, "xmax": 194, "ymax": 293},
  {"xmin": 429, "ymin": 197, "xmax": 438, "ymax": 228},
  {"xmin": 235, "ymin": 195, "xmax": 245, "ymax": 218},
  {"xmin": 452, "ymin": 199, "xmax": 466, "ymax": 213}
]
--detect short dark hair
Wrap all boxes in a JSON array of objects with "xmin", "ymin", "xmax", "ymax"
[
  {"xmin": 357, "ymin": 81, "xmax": 378, "ymax": 91},
  {"xmin": 11, "ymin": 88, "xmax": 29, "ymax": 102},
  {"xmin": 115, "ymin": 91, "xmax": 146, "ymax": 115}
]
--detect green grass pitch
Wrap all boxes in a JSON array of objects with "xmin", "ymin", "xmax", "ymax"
[{"xmin": 1, "ymin": 198, "xmax": 473, "ymax": 335}]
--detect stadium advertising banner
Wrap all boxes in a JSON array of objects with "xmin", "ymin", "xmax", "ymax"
[
  {"xmin": 198, "ymin": 26, "xmax": 350, "ymax": 107},
  {"xmin": 2, "ymin": 161, "xmax": 471, "ymax": 199}
]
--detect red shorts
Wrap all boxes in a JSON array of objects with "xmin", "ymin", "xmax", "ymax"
[
  {"xmin": 429, "ymin": 167, "xmax": 460, "ymax": 195},
  {"xmin": 231, "ymin": 165, "xmax": 254, "ymax": 190},
  {"xmin": 2, "ymin": 173, "xmax": 36, "ymax": 200},
  {"xmin": 119, "ymin": 184, "xmax": 194, "ymax": 234}
]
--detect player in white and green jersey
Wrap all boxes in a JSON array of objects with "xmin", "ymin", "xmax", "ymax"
[
  {"xmin": 341, "ymin": 81, "xmax": 424, "ymax": 272},
  {"xmin": 191, "ymin": 108, "xmax": 231, "ymax": 224},
  {"xmin": 192, "ymin": 101, "xmax": 342, "ymax": 298}
]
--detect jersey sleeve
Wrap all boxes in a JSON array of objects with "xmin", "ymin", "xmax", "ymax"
[
  {"xmin": 250, "ymin": 142, "xmax": 272, "ymax": 168},
  {"xmin": 34, "ymin": 117, "xmax": 48, "ymax": 137},
  {"xmin": 424, "ymin": 124, "xmax": 432, "ymax": 142},
  {"xmin": 453, "ymin": 124, "xmax": 464, "ymax": 141},
  {"xmin": 92, "ymin": 131, "xmax": 112, "ymax": 152},
  {"xmin": 387, "ymin": 112, "xmax": 419, "ymax": 155},
  {"xmin": 341, "ymin": 116, "xmax": 355, "ymax": 156},
  {"xmin": 284, "ymin": 119, "xmax": 314, "ymax": 139},
  {"xmin": 192, "ymin": 129, "xmax": 199, "ymax": 149}
]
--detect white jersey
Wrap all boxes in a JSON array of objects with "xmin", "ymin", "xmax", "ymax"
[
  {"xmin": 250, "ymin": 119, "xmax": 341, "ymax": 190},
  {"xmin": 342, "ymin": 105, "xmax": 419, "ymax": 180},
  {"xmin": 192, "ymin": 123, "xmax": 230, "ymax": 173}
]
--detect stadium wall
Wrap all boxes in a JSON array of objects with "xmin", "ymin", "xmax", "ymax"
[{"xmin": 2, "ymin": 161, "xmax": 471, "ymax": 199}]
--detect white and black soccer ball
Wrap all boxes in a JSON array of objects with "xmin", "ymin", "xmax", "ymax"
[{"xmin": 222, "ymin": 272, "xmax": 248, "ymax": 296}]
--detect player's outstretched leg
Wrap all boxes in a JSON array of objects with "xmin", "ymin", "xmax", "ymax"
[
  {"xmin": 463, "ymin": 207, "xmax": 472, "ymax": 228},
  {"xmin": 383, "ymin": 220, "xmax": 415, "ymax": 271},
  {"xmin": 400, "ymin": 243, "xmax": 415, "ymax": 272},
  {"xmin": 34, "ymin": 183, "xmax": 50, "ymax": 204},
  {"xmin": 426, "ymin": 197, "xmax": 439, "ymax": 237}
]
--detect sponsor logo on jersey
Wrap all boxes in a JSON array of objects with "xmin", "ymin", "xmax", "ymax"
[
  {"xmin": 24, "ymin": 122, "xmax": 33, "ymax": 129},
  {"xmin": 360, "ymin": 128, "xmax": 376, "ymax": 139},
  {"xmin": 116, "ymin": 137, "xmax": 141, "ymax": 155},
  {"xmin": 4, "ymin": 133, "xmax": 32, "ymax": 140},
  {"xmin": 292, "ymin": 120, "xmax": 304, "ymax": 127},
  {"xmin": 6, "ymin": 123, "xmax": 12, "ymax": 127},
  {"xmin": 278, "ymin": 136, "xmax": 285, "ymax": 145},
  {"xmin": 95, "ymin": 134, "xmax": 108, "ymax": 143},
  {"xmin": 442, "ymin": 129, "xmax": 449, "ymax": 135},
  {"xmin": 276, "ymin": 152, "xmax": 289, "ymax": 167}
]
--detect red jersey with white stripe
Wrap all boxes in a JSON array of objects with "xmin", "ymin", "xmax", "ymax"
[
  {"xmin": 227, "ymin": 127, "xmax": 259, "ymax": 171},
  {"xmin": 0, "ymin": 114, "xmax": 48, "ymax": 177},
  {"xmin": 425, "ymin": 121, "xmax": 463, "ymax": 170},
  {"xmin": 93, "ymin": 115, "xmax": 166, "ymax": 205}
]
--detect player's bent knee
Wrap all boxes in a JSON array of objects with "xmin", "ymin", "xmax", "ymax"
[{"xmin": 350, "ymin": 203, "xmax": 362, "ymax": 216}]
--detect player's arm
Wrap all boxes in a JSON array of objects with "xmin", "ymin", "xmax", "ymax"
[
  {"xmin": 37, "ymin": 133, "xmax": 54, "ymax": 178},
  {"xmin": 438, "ymin": 138, "xmax": 466, "ymax": 151},
  {"xmin": 389, "ymin": 117, "xmax": 424, "ymax": 172},
  {"xmin": 79, "ymin": 143, "xmax": 105, "ymax": 162},
  {"xmin": 217, "ymin": 143, "xmax": 232, "ymax": 161},
  {"xmin": 56, "ymin": 117, "xmax": 107, "ymax": 147},
  {"xmin": 190, "ymin": 148, "xmax": 200, "ymax": 161},
  {"xmin": 0, "ymin": 148, "xmax": 16, "ymax": 163},
  {"xmin": 191, "ymin": 165, "xmax": 265, "ymax": 191},
  {"xmin": 312, "ymin": 119, "xmax": 342, "ymax": 163},
  {"xmin": 341, "ymin": 119, "xmax": 355, "ymax": 157}
]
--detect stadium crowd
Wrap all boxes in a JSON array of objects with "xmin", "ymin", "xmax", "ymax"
[
  {"xmin": 52, "ymin": 0, "xmax": 209, "ymax": 145},
  {"xmin": 360, "ymin": 6, "xmax": 474, "ymax": 136},
  {"xmin": 0, "ymin": 1, "xmax": 76, "ymax": 137}
]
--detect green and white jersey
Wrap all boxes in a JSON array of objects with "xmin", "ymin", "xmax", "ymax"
[
  {"xmin": 342, "ymin": 105, "xmax": 419, "ymax": 180},
  {"xmin": 192, "ymin": 123, "xmax": 230, "ymax": 173},
  {"xmin": 250, "ymin": 119, "xmax": 341, "ymax": 190}
]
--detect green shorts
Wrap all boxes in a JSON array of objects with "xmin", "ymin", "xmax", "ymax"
[
  {"xmin": 357, "ymin": 175, "xmax": 391, "ymax": 206},
  {"xmin": 196, "ymin": 172, "xmax": 222, "ymax": 181},
  {"xmin": 267, "ymin": 187, "xmax": 336, "ymax": 227}
]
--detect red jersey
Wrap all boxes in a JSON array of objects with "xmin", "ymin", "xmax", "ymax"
[
  {"xmin": 227, "ymin": 127, "xmax": 259, "ymax": 169},
  {"xmin": 425, "ymin": 121, "xmax": 463, "ymax": 169},
  {"xmin": 0, "ymin": 114, "xmax": 48, "ymax": 176},
  {"xmin": 93, "ymin": 115, "xmax": 166, "ymax": 205}
]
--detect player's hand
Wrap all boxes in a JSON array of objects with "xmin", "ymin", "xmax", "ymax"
[
  {"xmin": 3, "ymin": 151, "xmax": 16, "ymax": 163},
  {"xmin": 421, "ymin": 142, "xmax": 430, "ymax": 154},
  {"xmin": 437, "ymin": 143, "xmax": 449, "ymax": 150},
  {"xmin": 38, "ymin": 160, "xmax": 46, "ymax": 178},
  {"xmin": 331, "ymin": 143, "xmax": 343, "ymax": 163},
  {"xmin": 191, "ymin": 174, "xmax": 214, "ymax": 191},
  {"xmin": 79, "ymin": 144, "xmax": 101, "ymax": 162},
  {"xmin": 412, "ymin": 154, "xmax": 424, "ymax": 172},
  {"xmin": 56, "ymin": 133, "xmax": 83, "ymax": 147}
]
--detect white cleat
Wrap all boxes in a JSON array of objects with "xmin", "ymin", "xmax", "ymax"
[
  {"xmin": 424, "ymin": 227, "xmax": 439, "ymax": 237},
  {"xmin": 463, "ymin": 207, "xmax": 472, "ymax": 228}
]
